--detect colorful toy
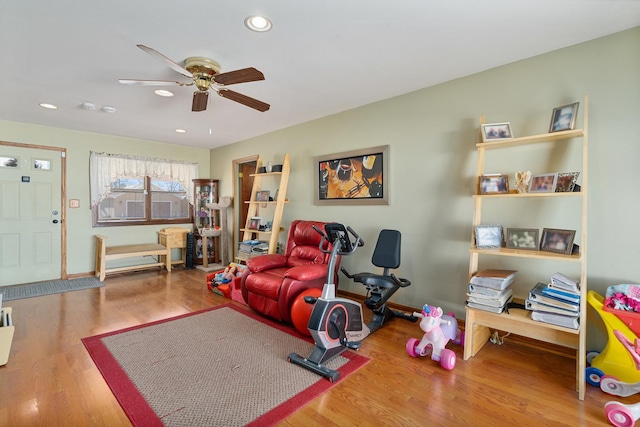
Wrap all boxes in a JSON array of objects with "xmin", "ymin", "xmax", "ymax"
[
  {"xmin": 405, "ymin": 304, "xmax": 463, "ymax": 371},
  {"xmin": 206, "ymin": 263, "xmax": 245, "ymax": 296},
  {"xmin": 605, "ymin": 400, "xmax": 640, "ymax": 427}
]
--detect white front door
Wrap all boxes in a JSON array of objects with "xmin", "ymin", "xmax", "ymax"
[{"xmin": 0, "ymin": 146, "xmax": 62, "ymax": 286}]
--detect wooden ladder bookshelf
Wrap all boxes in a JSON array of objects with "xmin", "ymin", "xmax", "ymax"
[{"xmin": 237, "ymin": 154, "xmax": 290, "ymax": 262}]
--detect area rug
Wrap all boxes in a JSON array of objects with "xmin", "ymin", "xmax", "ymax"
[
  {"xmin": 1, "ymin": 277, "xmax": 103, "ymax": 301},
  {"xmin": 82, "ymin": 304, "xmax": 369, "ymax": 427}
]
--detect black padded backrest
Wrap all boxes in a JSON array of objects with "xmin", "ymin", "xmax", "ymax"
[{"xmin": 371, "ymin": 229, "xmax": 401, "ymax": 269}]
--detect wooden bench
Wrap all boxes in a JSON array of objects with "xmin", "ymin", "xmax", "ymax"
[{"xmin": 95, "ymin": 235, "xmax": 171, "ymax": 282}]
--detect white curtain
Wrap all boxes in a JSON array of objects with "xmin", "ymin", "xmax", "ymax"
[{"xmin": 90, "ymin": 152, "xmax": 198, "ymax": 208}]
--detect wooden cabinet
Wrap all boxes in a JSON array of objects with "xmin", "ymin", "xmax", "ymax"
[
  {"xmin": 193, "ymin": 179, "xmax": 219, "ymax": 265},
  {"xmin": 236, "ymin": 154, "xmax": 290, "ymax": 263},
  {"xmin": 464, "ymin": 95, "xmax": 588, "ymax": 400}
]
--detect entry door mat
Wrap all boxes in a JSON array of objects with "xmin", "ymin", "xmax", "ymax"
[
  {"xmin": 82, "ymin": 304, "xmax": 370, "ymax": 426},
  {"xmin": 1, "ymin": 277, "xmax": 103, "ymax": 301}
]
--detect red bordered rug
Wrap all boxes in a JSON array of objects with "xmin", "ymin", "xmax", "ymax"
[{"xmin": 82, "ymin": 304, "xmax": 369, "ymax": 426}]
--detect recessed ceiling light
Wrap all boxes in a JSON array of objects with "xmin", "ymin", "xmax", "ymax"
[
  {"xmin": 81, "ymin": 102, "xmax": 96, "ymax": 110},
  {"xmin": 154, "ymin": 90, "xmax": 174, "ymax": 97},
  {"xmin": 175, "ymin": 129, "xmax": 186, "ymax": 133},
  {"xmin": 102, "ymin": 106, "xmax": 116, "ymax": 113},
  {"xmin": 39, "ymin": 103, "xmax": 58, "ymax": 110},
  {"xmin": 245, "ymin": 15, "xmax": 272, "ymax": 32}
]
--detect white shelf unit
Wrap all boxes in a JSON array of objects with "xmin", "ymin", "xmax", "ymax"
[{"xmin": 464, "ymin": 95, "xmax": 588, "ymax": 400}]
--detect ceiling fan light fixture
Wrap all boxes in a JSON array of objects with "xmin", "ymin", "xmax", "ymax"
[
  {"xmin": 245, "ymin": 15, "xmax": 272, "ymax": 32},
  {"xmin": 154, "ymin": 89, "xmax": 174, "ymax": 97}
]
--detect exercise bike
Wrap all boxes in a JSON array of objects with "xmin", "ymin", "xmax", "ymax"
[{"xmin": 288, "ymin": 223, "xmax": 369, "ymax": 382}]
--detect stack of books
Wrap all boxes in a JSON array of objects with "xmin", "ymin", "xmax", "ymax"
[
  {"xmin": 466, "ymin": 269, "xmax": 518, "ymax": 313},
  {"xmin": 238, "ymin": 240, "xmax": 268, "ymax": 259},
  {"xmin": 526, "ymin": 273, "xmax": 580, "ymax": 329}
]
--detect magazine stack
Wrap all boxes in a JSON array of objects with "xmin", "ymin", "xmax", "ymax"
[
  {"xmin": 526, "ymin": 272, "xmax": 580, "ymax": 329},
  {"xmin": 466, "ymin": 269, "xmax": 518, "ymax": 314}
]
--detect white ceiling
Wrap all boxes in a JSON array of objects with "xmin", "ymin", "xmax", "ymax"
[{"xmin": 1, "ymin": 1, "xmax": 639, "ymax": 149}]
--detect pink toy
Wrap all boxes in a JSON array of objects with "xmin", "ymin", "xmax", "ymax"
[{"xmin": 405, "ymin": 304, "xmax": 463, "ymax": 370}]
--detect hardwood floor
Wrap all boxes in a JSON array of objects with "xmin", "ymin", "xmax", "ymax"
[{"xmin": 0, "ymin": 269, "xmax": 623, "ymax": 426}]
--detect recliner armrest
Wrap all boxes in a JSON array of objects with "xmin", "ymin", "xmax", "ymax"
[
  {"xmin": 246, "ymin": 254, "xmax": 288, "ymax": 272},
  {"xmin": 284, "ymin": 264, "xmax": 328, "ymax": 281}
]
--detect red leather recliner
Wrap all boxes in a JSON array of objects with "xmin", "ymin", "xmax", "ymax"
[{"xmin": 240, "ymin": 220, "xmax": 340, "ymax": 323}]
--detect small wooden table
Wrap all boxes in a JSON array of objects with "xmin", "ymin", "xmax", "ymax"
[{"xmin": 157, "ymin": 228, "xmax": 191, "ymax": 266}]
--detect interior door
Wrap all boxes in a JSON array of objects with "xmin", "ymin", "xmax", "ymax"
[{"xmin": 0, "ymin": 146, "xmax": 62, "ymax": 286}]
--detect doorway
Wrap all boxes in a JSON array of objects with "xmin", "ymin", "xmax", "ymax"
[
  {"xmin": 232, "ymin": 155, "xmax": 257, "ymax": 261},
  {"xmin": 0, "ymin": 142, "xmax": 66, "ymax": 286}
]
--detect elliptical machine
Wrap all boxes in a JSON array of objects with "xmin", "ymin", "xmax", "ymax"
[{"xmin": 288, "ymin": 223, "xmax": 369, "ymax": 382}]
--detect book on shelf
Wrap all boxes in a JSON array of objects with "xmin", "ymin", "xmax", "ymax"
[
  {"xmin": 550, "ymin": 272, "xmax": 580, "ymax": 293},
  {"xmin": 525, "ymin": 300, "xmax": 580, "ymax": 317},
  {"xmin": 466, "ymin": 297, "xmax": 512, "ymax": 314},
  {"xmin": 531, "ymin": 310, "xmax": 579, "ymax": 330},
  {"xmin": 469, "ymin": 269, "xmax": 518, "ymax": 290},
  {"xmin": 541, "ymin": 285, "xmax": 580, "ymax": 304},
  {"xmin": 528, "ymin": 282, "xmax": 580, "ymax": 312},
  {"xmin": 467, "ymin": 288, "xmax": 513, "ymax": 308}
]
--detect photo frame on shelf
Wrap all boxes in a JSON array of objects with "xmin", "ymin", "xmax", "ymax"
[
  {"xmin": 474, "ymin": 224, "xmax": 503, "ymax": 249},
  {"xmin": 555, "ymin": 172, "xmax": 580, "ymax": 192},
  {"xmin": 549, "ymin": 102, "xmax": 579, "ymax": 132},
  {"xmin": 479, "ymin": 174, "xmax": 509, "ymax": 195},
  {"xmin": 540, "ymin": 228, "xmax": 576, "ymax": 255},
  {"xmin": 248, "ymin": 217, "xmax": 262, "ymax": 230},
  {"xmin": 313, "ymin": 145, "xmax": 389, "ymax": 206},
  {"xmin": 256, "ymin": 190, "xmax": 270, "ymax": 201},
  {"xmin": 528, "ymin": 173, "xmax": 558, "ymax": 193},
  {"xmin": 480, "ymin": 123, "xmax": 513, "ymax": 142},
  {"xmin": 505, "ymin": 228, "xmax": 539, "ymax": 250}
]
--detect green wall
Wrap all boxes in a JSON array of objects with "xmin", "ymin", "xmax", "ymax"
[
  {"xmin": 0, "ymin": 122, "xmax": 210, "ymax": 275},
  {"xmin": 210, "ymin": 27, "xmax": 640, "ymax": 348}
]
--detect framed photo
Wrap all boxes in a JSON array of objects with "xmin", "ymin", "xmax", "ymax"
[
  {"xmin": 506, "ymin": 228, "xmax": 539, "ymax": 250},
  {"xmin": 474, "ymin": 224, "xmax": 503, "ymax": 249},
  {"xmin": 549, "ymin": 102, "xmax": 579, "ymax": 132},
  {"xmin": 314, "ymin": 145, "xmax": 389, "ymax": 206},
  {"xmin": 528, "ymin": 173, "xmax": 557, "ymax": 193},
  {"xmin": 481, "ymin": 123, "xmax": 513, "ymax": 142},
  {"xmin": 479, "ymin": 174, "xmax": 509, "ymax": 195},
  {"xmin": 540, "ymin": 228, "xmax": 576, "ymax": 255},
  {"xmin": 248, "ymin": 217, "xmax": 262, "ymax": 230},
  {"xmin": 256, "ymin": 190, "xmax": 270, "ymax": 201},
  {"xmin": 555, "ymin": 172, "xmax": 580, "ymax": 192}
]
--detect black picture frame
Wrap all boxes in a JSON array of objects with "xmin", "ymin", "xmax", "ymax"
[
  {"xmin": 314, "ymin": 145, "xmax": 389, "ymax": 205},
  {"xmin": 540, "ymin": 228, "xmax": 576, "ymax": 255}
]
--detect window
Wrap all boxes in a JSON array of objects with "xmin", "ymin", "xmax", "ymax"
[{"xmin": 90, "ymin": 152, "xmax": 197, "ymax": 227}]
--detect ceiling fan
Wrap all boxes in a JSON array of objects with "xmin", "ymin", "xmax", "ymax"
[{"xmin": 119, "ymin": 44, "xmax": 270, "ymax": 112}]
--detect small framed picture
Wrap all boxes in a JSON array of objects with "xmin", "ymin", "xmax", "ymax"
[
  {"xmin": 249, "ymin": 217, "xmax": 262, "ymax": 230},
  {"xmin": 481, "ymin": 123, "xmax": 513, "ymax": 142},
  {"xmin": 549, "ymin": 102, "xmax": 579, "ymax": 132},
  {"xmin": 555, "ymin": 172, "xmax": 580, "ymax": 192},
  {"xmin": 479, "ymin": 174, "xmax": 509, "ymax": 195},
  {"xmin": 529, "ymin": 173, "xmax": 557, "ymax": 193},
  {"xmin": 506, "ymin": 228, "xmax": 539, "ymax": 250},
  {"xmin": 474, "ymin": 225, "xmax": 503, "ymax": 249},
  {"xmin": 256, "ymin": 190, "xmax": 270, "ymax": 201},
  {"xmin": 540, "ymin": 228, "xmax": 576, "ymax": 255}
]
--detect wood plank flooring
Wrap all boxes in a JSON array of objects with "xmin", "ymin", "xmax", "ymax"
[{"xmin": 0, "ymin": 269, "xmax": 624, "ymax": 426}]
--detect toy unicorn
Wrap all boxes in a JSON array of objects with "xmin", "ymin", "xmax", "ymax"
[{"xmin": 405, "ymin": 304, "xmax": 463, "ymax": 370}]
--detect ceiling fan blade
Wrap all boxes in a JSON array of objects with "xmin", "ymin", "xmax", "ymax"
[
  {"xmin": 192, "ymin": 91, "xmax": 209, "ymax": 112},
  {"xmin": 213, "ymin": 67, "xmax": 265, "ymax": 86},
  {"xmin": 137, "ymin": 44, "xmax": 193, "ymax": 78},
  {"xmin": 119, "ymin": 79, "xmax": 189, "ymax": 86},
  {"xmin": 218, "ymin": 89, "xmax": 270, "ymax": 112}
]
